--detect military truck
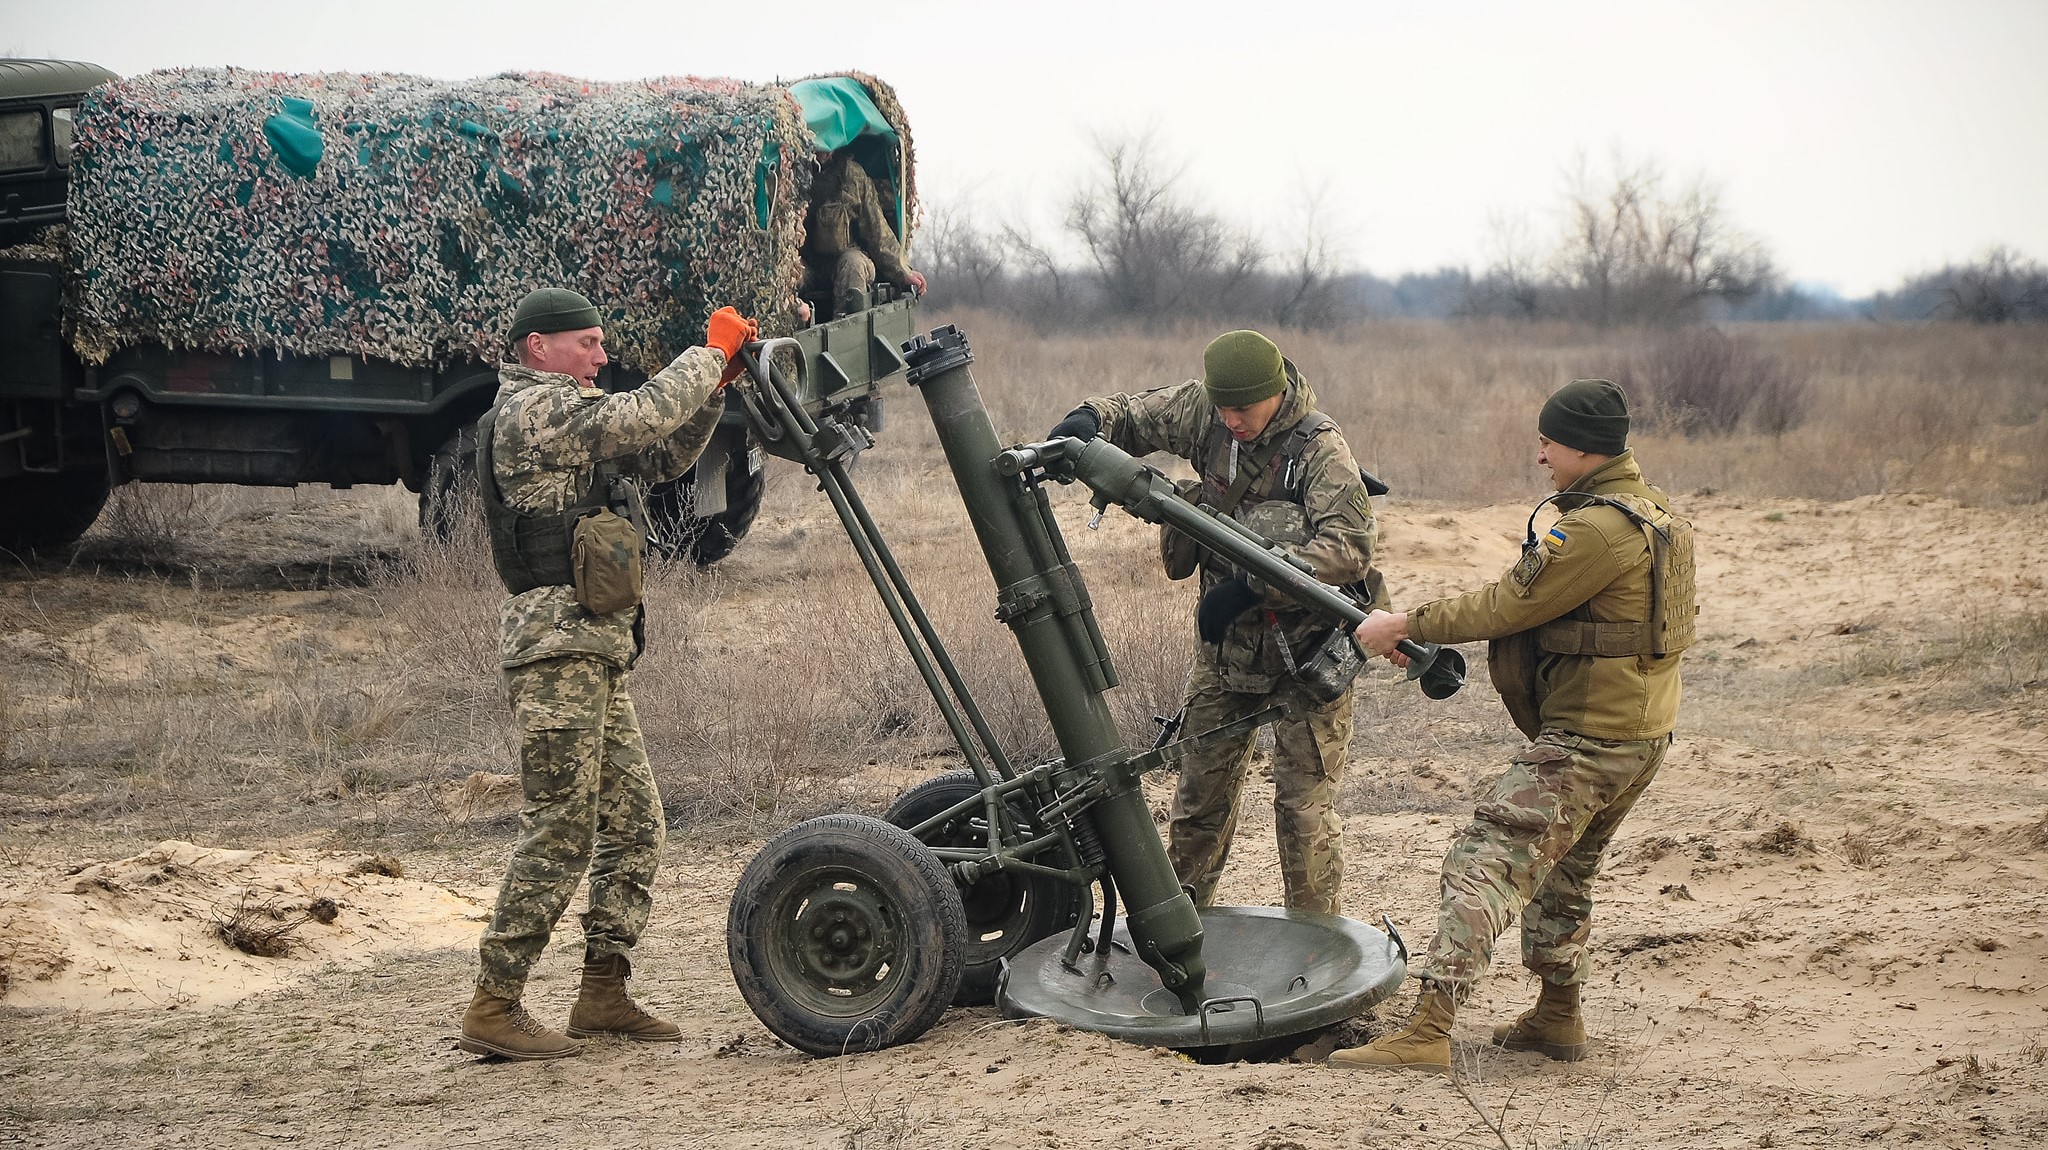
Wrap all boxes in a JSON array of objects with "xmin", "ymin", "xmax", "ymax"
[{"xmin": 0, "ymin": 60, "xmax": 919, "ymax": 560}]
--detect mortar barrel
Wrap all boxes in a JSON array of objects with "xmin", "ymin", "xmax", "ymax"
[{"xmin": 903, "ymin": 326, "xmax": 1208, "ymax": 1008}]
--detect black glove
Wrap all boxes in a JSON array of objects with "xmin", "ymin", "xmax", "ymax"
[
  {"xmin": 1197, "ymin": 576, "xmax": 1263, "ymax": 644},
  {"xmin": 1047, "ymin": 406, "xmax": 1101, "ymax": 442}
]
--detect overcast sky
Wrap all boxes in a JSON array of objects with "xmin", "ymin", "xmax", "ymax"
[{"xmin": 10, "ymin": 0, "xmax": 2044, "ymax": 296}]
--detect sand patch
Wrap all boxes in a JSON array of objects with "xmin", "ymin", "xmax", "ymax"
[{"xmin": 0, "ymin": 840, "xmax": 485, "ymax": 1012}]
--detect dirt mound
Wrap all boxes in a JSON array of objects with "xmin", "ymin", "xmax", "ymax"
[{"xmin": 0, "ymin": 840, "xmax": 484, "ymax": 1012}]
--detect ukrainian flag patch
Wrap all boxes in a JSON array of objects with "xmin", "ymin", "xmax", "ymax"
[{"xmin": 1545, "ymin": 526, "xmax": 1569, "ymax": 549}]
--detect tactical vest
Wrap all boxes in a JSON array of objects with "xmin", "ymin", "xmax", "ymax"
[
  {"xmin": 475, "ymin": 400, "xmax": 650, "ymax": 595},
  {"xmin": 1188, "ymin": 411, "xmax": 1389, "ymax": 604},
  {"xmin": 1488, "ymin": 485, "xmax": 1697, "ymax": 738},
  {"xmin": 1529, "ymin": 490, "xmax": 1698, "ymax": 658}
]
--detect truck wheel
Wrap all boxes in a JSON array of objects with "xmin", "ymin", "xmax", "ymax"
[
  {"xmin": 728, "ymin": 814, "xmax": 966, "ymax": 1056},
  {"xmin": 885, "ymin": 770, "xmax": 1084, "ymax": 1006},
  {"xmin": 418, "ymin": 425, "xmax": 478, "ymax": 539},
  {"xmin": 0, "ymin": 470, "xmax": 110, "ymax": 553},
  {"xmin": 645, "ymin": 446, "xmax": 765, "ymax": 566}
]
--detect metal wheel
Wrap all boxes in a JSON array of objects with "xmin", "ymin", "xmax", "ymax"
[
  {"xmin": 727, "ymin": 814, "xmax": 965, "ymax": 1056},
  {"xmin": 885, "ymin": 770, "xmax": 1083, "ymax": 1007}
]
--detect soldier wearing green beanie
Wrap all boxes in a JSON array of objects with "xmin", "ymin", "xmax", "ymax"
[
  {"xmin": 1045, "ymin": 329, "xmax": 1386, "ymax": 916},
  {"xmin": 1338, "ymin": 377, "xmax": 1697, "ymax": 1076},
  {"xmin": 460, "ymin": 289, "xmax": 758, "ymax": 1062}
]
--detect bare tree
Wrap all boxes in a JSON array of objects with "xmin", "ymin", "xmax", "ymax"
[
  {"xmin": 1063, "ymin": 130, "xmax": 1266, "ymax": 323},
  {"xmin": 1465, "ymin": 211, "xmax": 1545, "ymax": 318},
  {"xmin": 1539, "ymin": 152, "xmax": 1777, "ymax": 326},
  {"xmin": 917, "ymin": 202, "xmax": 1008, "ymax": 309},
  {"xmin": 1271, "ymin": 182, "xmax": 1348, "ymax": 329},
  {"xmin": 1939, "ymin": 245, "xmax": 2048, "ymax": 323}
]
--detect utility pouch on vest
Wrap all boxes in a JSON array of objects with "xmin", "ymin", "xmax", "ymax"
[
  {"xmin": 1159, "ymin": 478, "xmax": 1205, "ymax": 580},
  {"xmin": 1293, "ymin": 628, "xmax": 1367, "ymax": 706},
  {"xmin": 571, "ymin": 508, "xmax": 644, "ymax": 615},
  {"xmin": 1488, "ymin": 629, "xmax": 1544, "ymax": 740}
]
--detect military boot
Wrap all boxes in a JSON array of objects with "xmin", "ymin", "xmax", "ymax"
[
  {"xmin": 1491, "ymin": 980, "xmax": 1587, "ymax": 1061},
  {"xmin": 566, "ymin": 951, "xmax": 682, "ymax": 1042},
  {"xmin": 457, "ymin": 988, "xmax": 583, "ymax": 1061},
  {"xmin": 1327, "ymin": 984, "xmax": 1455, "ymax": 1074}
]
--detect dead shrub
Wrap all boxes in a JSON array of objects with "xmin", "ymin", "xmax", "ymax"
[
  {"xmin": 1838, "ymin": 830, "xmax": 1883, "ymax": 868},
  {"xmin": 211, "ymin": 893, "xmax": 310, "ymax": 957},
  {"xmin": 1619, "ymin": 325, "xmax": 1810, "ymax": 437},
  {"xmin": 88, "ymin": 484, "xmax": 240, "ymax": 558},
  {"xmin": 347, "ymin": 854, "xmax": 405, "ymax": 878},
  {"xmin": 1753, "ymin": 821, "xmax": 1810, "ymax": 855}
]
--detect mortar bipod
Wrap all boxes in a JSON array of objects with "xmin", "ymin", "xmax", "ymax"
[
  {"xmin": 729, "ymin": 340, "xmax": 1016, "ymax": 793},
  {"xmin": 723, "ymin": 342, "xmax": 1102, "ymax": 1026}
]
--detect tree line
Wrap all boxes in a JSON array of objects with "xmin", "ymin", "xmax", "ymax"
[{"xmin": 916, "ymin": 134, "xmax": 2045, "ymax": 328}]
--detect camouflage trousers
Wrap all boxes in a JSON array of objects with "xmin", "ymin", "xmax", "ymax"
[
  {"xmin": 476, "ymin": 656, "xmax": 666, "ymax": 999},
  {"xmin": 802, "ymin": 250, "xmax": 877, "ymax": 321},
  {"xmin": 1416, "ymin": 729, "xmax": 1670, "ymax": 1002},
  {"xmin": 1166, "ymin": 658, "xmax": 1352, "ymax": 915}
]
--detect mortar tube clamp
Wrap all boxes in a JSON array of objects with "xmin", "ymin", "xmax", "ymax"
[{"xmin": 902, "ymin": 324, "xmax": 974, "ymax": 385}]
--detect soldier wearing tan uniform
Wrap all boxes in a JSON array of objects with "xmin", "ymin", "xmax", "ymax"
[
  {"xmin": 1332, "ymin": 378, "xmax": 1696, "ymax": 1074},
  {"xmin": 457, "ymin": 289, "xmax": 757, "ymax": 1061},
  {"xmin": 800, "ymin": 150, "xmax": 924, "ymax": 321},
  {"xmin": 1049, "ymin": 330, "xmax": 1381, "ymax": 915}
]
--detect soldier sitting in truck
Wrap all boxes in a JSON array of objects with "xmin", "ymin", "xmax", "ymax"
[{"xmin": 801, "ymin": 147, "xmax": 925, "ymax": 322}]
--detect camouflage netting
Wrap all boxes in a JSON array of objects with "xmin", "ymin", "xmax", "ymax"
[{"xmin": 63, "ymin": 68, "xmax": 909, "ymax": 375}]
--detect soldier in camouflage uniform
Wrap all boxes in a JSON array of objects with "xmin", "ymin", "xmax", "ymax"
[
  {"xmin": 1048, "ymin": 330, "xmax": 1380, "ymax": 915},
  {"xmin": 457, "ymin": 288, "xmax": 757, "ymax": 1061},
  {"xmin": 800, "ymin": 150, "xmax": 925, "ymax": 321},
  {"xmin": 1331, "ymin": 379, "xmax": 1696, "ymax": 1074}
]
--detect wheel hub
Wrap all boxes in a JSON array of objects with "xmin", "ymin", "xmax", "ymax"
[{"xmin": 790, "ymin": 885, "xmax": 893, "ymax": 986}]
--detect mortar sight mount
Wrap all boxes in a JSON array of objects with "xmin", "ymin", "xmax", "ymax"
[{"xmin": 724, "ymin": 324, "xmax": 1464, "ymax": 1058}]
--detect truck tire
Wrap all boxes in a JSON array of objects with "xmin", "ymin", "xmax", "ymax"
[
  {"xmin": 418, "ymin": 425, "xmax": 479, "ymax": 540},
  {"xmin": 0, "ymin": 469, "xmax": 110, "ymax": 553},
  {"xmin": 728, "ymin": 814, "xmax": 966, "ymax": 1056},
  {"xmin": 884, "ymin": 770, "xmax": 1084, "ymax": 1006},
  {"xmin": 646, "ymin": 445, "xmax": 765, "ymax": 567}
]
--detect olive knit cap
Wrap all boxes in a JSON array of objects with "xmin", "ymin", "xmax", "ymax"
[
  {"xmin": 507, "ymin": 287, "xmax": 602, "ymax": 346},
  {"xmin": 1201, "ymin": 330, "xmax": 1288, "ymax": 407},
  {"xmin": 1538, "ymin": 378, "xmax": 1630, "ymax": 456}
]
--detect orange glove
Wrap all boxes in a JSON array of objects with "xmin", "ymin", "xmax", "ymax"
[{"xmin": 706, "ymin": 306, "xmax": 759, "ymax": 386}]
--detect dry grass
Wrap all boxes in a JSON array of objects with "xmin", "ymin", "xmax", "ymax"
[{"xmin": 4, "ymin": 317, "xmax": 2044, "ymax": 855}]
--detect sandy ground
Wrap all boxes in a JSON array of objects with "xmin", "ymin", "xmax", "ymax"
[{"xmin": 3, "ymin": 482, "xmax": 2045, "ymax": 1150}]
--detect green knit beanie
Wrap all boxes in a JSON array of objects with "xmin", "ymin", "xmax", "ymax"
[
  {"xmin": 507, "ymin": 287, "xmax": 601, "ymax": 347},
  {"xmin": 1201, "ymin": 330, "xmax": 1288, "ymax": 407},
  {"xmin": 1538, "ymin": 378, "xmax": 1630, "ymax": 455}
]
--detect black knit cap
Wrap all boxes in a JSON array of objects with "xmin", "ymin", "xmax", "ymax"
[
  {"xmin": 1538, "ymin": 378, "xmax": 1630, "ymax": 456},
  {"xmin": 507, "ymin": 287, "xmax": 601, "ymax": 346}
]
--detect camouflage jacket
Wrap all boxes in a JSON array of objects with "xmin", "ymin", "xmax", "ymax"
[
  {"xmin": 490, "ymin": 352, "xmax": 726, "ymax": 671},
  {"xmin": 802, "ymin": 152, "xmax": 910, "ymax": 286},
  {"xmin": 1408, "ymin": 451, "xmax": 1688, "ymax": 740},
  {"xmin": 1083, "ymin": 366, "xmax": 1377, "ymax": 693}
]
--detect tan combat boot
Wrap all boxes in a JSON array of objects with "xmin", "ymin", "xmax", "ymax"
[
  {"xmin": 566, "ymin": 951, "xmax": 682, "ymax": 1042},
  {"xmin": 1327, "ymin": 984, "xmax": 1455, "ymax": 1074},
  {"xmin": 1491, "ymin": 980, "xmax": 1588, "ymax": 1061},
  {"xmin": 457, "ymin": 988, "xmax": 583, "ymax": 1061}
]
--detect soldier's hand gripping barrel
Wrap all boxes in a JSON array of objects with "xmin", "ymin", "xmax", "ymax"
[{"xmin": 901, "ymin": 326, "xmax": 1210, "ymax": 1012}]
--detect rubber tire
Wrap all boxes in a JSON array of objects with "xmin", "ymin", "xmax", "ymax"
[
  {"xmin": 646, "ymin": 446, "xmax": 765, "ymax": 566},
  {"xmin": 0, "ymin": 469, "xmax": 110, "ymax": 553},
  {"xmin": 728, "ymin": 814, "xmax": 966, "ymax": 1057},
  {"xmin": 417, "ymin": 424, "xmax": 478, "ymax": 540},
  {"xmin": 884, "ymin": 770, "xmax": 1084, "ymax": 1007}
]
